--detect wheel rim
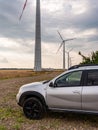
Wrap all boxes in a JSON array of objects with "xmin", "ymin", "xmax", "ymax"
[{"xmin": 24, "ymin": 100, "xmax": 41, "ymax": 119}]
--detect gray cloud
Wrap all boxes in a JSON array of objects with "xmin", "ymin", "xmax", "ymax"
[
  {"xmin": 0, "ymin": 0, "xmax": 98, "ymax": 43},
  {"xmin": 0, "ymin": 0, "xmax": 98, "ymax": 68},
  {"xmin": 0, "ymin": 0, "xmax": 35, "ymax": 40}
]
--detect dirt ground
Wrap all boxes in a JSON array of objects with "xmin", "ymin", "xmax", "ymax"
[{"xmin": 0, "ymin": 70, "xmax": 98, "ymax": 130}]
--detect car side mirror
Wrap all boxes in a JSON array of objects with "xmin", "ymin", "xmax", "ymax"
[
  {"xmin": 49, "ymin": 82, "xmax": 57, "ymax": 87},
  {"xmin": 49, "ymin": 82, "xmax": 54, "ymax": 87}
]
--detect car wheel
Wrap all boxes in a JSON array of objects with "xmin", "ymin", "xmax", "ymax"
[{"xmin": 23, "ymin": 97, "xmax": 45, "ymax": 120}]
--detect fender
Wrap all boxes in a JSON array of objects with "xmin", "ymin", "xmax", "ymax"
[{"xmin": 18, "ymin": 91, "xmax": 46, "ymax": 107}]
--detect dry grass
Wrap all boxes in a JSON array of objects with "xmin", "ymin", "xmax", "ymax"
[
  {"xmin": 0, "ymin": 70, "xmax": 63, "ymax": 80},
  {"xmin": 0, "ymin": 70, "xmax": 38, "ymax": 79},
  {"xmin": 0, "ymin": 70, "xmax": 98, "ymax": 130}
]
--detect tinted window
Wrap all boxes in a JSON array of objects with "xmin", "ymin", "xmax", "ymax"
[
  {"xmin": 55, "ymin": 71, "xmax": 82, "ymax": 87},
  {"xmin": 87, "ymin": 70, "xmax": 98, "ymax": 86}
]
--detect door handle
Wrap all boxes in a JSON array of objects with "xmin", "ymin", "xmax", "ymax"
[{"xmin": 73, "ymin": 91, "xmax": 80, "ymax": 94}]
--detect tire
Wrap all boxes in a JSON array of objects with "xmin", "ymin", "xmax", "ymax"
[{"xmin": 23, "ymin": 97, "xmax": 45, "ymax": 120}]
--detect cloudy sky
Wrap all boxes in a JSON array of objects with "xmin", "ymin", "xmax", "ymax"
[{"xmin": 0, "ymin": 0, "xmax": 98, "ymax": 69}]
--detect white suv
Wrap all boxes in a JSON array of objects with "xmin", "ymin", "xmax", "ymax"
[{"xmin": 16, "ymin": 65, "xmax": 98, "ymax": 119}]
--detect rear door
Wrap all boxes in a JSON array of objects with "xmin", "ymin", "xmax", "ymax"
[
  {"xmin": 47, "ymin": 70, "xmax": 83, "ymax": 110},
  {"xmin": 82, "ymin": 70, "xmax": 98, "ymax": 111}
]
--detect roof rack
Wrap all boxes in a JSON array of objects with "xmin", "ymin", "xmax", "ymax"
[{"xmin": 68, "ymin": 64, "xmax": 98, "ymax": 70}]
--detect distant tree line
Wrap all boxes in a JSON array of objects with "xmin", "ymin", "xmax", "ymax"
[{"xmin": 79, "ymin": 51, "xmax": 98, "ymax": 64}]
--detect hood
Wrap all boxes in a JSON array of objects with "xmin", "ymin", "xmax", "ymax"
[
  {"xmin": 19, "ymin": 80, "xmax": 49, "ymax": 94},
  {"xmin": 21, "ymin": 81, "xmax": 43, "ymax": 89}
]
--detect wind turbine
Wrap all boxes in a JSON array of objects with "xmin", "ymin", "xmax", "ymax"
[
  {"xmin": 57, "ymin": 31, "xmax": 76, "ymax": 69},
  {"xmin": 65, "ymin": 48, "xmax": 73, "ymax": 69},
  {"xmin": 19, "ymin": 0, "xmax": 41, "ymax": 71}
]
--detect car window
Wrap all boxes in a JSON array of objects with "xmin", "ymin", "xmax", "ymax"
[
  {"xmin": 55, "ymin": 71, "xmax": 82, "ymax": 87},
  {"xmin": 87, "ymin": 70, "xmax": 98, "ymax": 86}
]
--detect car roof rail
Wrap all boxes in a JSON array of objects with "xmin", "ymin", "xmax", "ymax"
[
  {"xmin": 68, "ymin": 65, "xmax": 80, "ymax": 70},
  {"xmin": 68, "ymin": 64, "xmax": 98, "ymax": 70}
]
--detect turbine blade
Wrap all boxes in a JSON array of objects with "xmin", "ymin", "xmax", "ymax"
[
  {"xmin": 64, "ymin": 38, "xmax": 76, "ymax": 42},
  {"xmin": 56, "ymin": 42, "xmax": 63, "ymax": 53},
  {"xmin": 19, "ymin": 10, "xmax": 24, "ymax": 20},
  {"xmin": 19, "ymin": 0, "xmax": 28, "ymax": 20},
  {"xmin": 57, "ymin": 30, "xmax": 64, "ymax": 41}
]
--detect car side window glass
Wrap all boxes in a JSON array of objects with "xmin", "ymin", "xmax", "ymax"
[
  {"xmin": 87, "ymin": 70, "xmax": 98, "ymax": 86},
  {"xmin": 55, "ymin": 71, "xmax": 82, "ymax": 87}
]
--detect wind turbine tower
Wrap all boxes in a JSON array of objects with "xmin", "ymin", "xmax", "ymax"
[
  {"xmin": 57, "ymin": 31, "xmax": 76, "ymax": 69},
  {"xmin": 65, "ymin": 48, "xmax": 73, "ymax": 69},
  {"xmin": 19, "ymin": 0, "xmax": 42, "ymax": 71},
  {"xmin": 34, "ymin": 0, "xmax": 41, "ymax": 71}
]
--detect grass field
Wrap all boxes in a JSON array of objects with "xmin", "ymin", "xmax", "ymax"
[
  {"xmin": 0, "ymin": 69, "xmax": 64, "ymax": 80},
  {"xmin": 0, "ymin": 70, "xmax": 98, "ymax": 130}
]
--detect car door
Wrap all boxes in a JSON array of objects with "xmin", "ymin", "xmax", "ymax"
[
  {"xmin": 46, "ymin": 70, "xmax": 83, "ymax": 110},
  {"xmin": 82, "ymin": 70, "xmax": 98, "ymax": 111}
]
